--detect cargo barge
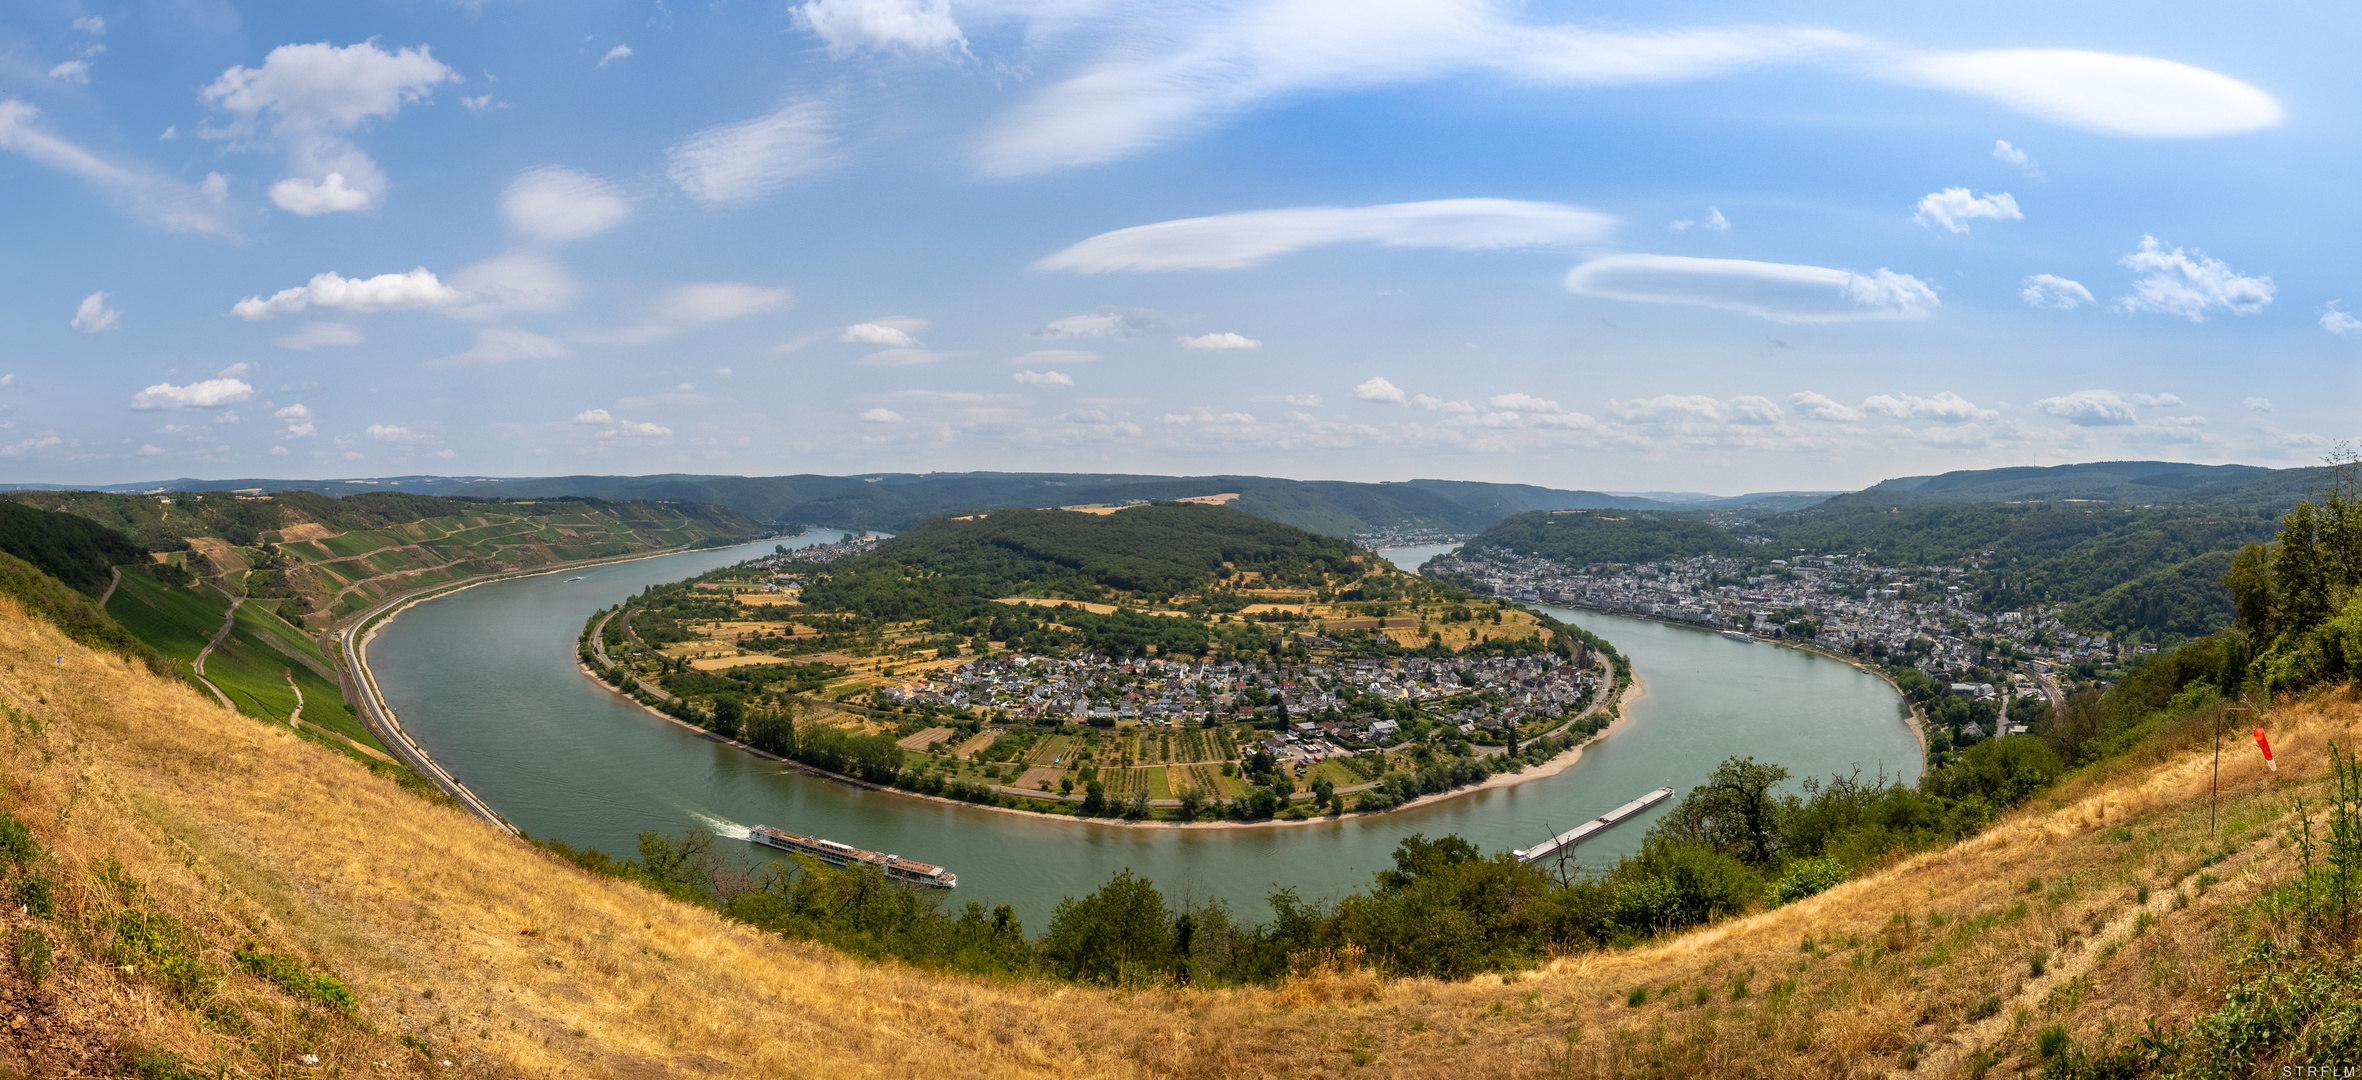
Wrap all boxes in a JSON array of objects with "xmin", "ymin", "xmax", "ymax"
[
  {"xmin": 747, "ymin": 824, "xmax": 957, "ymax": 888},
  {"xmin": 1513, "ymin": 786, "xmax": 1677, "ymax": 865}
]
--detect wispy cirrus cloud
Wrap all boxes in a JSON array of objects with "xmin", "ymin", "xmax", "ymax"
[
  {"xmin": 666, "ymin": 100, "xmax": 837, "ymax": 204},
  {"xmin": 1037, "ymin": 199, "xmax": 1617, "ymax": 272},
  {"xmin": 974, "ymin": 3, "xmax": 2281, "ymax": 177},
  {"xmin": 0, "ymin": 101, "xmax": 237, "ymax": 237},
  {"xmin": 1566, "ymin": 255, "xmax": 1938, "ymax": 323}
]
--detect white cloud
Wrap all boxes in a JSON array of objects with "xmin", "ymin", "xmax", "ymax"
[
  {"xmin": 666, "ymin": 100, "xmax": 836, "ymax": 204},
  {"xmin": 50, "ymin": 60, "xmax": 91, "ymax": 84},
  {"xmin": 1179, "ymin": 332, "xmax": 1261, "ymax": 350},
  {"xmin": 858, "ymin": 408, "xmax": 903, "ymax": 423},
  {"xmin": 269, "ymin": 445, "xmax": 289, "ymax": 456},
  {"xmin": 599, "ymin": 420, "xmax": 670, "ymax": 440},
  {"xmin": 1992, "ymin": 138, "xmax": 2042, "ymax": 177},
  {"xmin": 501, "ymin": 167, "xmax": 631, "ymax": 242},
  {"xmin": 2034, "ymin": 389, "xmax": 2139, "ymax": 426},
  {"xmin": 1411, "ymin": 394, "xmax": 1474, "ymax": 413},
  {"xmin": 273, "ymin": 403, "xmax": 310, "ymax": 419},
  {"xmin": 2321, "ymin": 302, "xmax": 2362, "ymax": 335},
  {"xmin": 366, "ymin": 423, "xmax": 426, "ymax": 443},
  {"xmin": 0, "ymin": 101, "xmax": 235, "ymax": 236},
  {"xmin": 427, "ymin": 328, "xmax": 572, "ymax": 367},
  {"xmin": 73, "ymin": 16, "xmax": 104, "ymax": 34},
  {"xmin": 1487, "ymin": 392, "xmax": 1563, "ymax": 412},
  {"xmin": 1610, "ymin": 394, "xmax": 1779, "ymax": 425},
  {"xmin": 598, "ymin": 44, "xmax": 633, "ymax": 67},
  {"xmin": 1, "ymin": 434, "xmax": 63, "ymax": 457},
  {"xmin": 216, "ymin": 361, "xmax": 254, "ymax": 378},
  {"xmin": 134, "ymin": 443, "xmax": 163, "ymax": 457},
  {"xmin": 71, "ymin": 291, "xmax": 118, "ymax": 333},
  {"xmin": 1283, "ymin": 394, "xmax": 1322, "ymax": 407},
  {"xmin": 2133, "ymin": 392, "xmax": 2184, "ymax": 407},
  {"xmin": 841, "ymin": 318, "xmax": 927, "ymax": 346},
  {"xmin": 1013, "ymin": 370, "xmax": 1074, "ymax": 386},
  {"xmin": 275, "ymin": 321, "xmax": 363, "ymax": 349},
  {"xmin": 574, "ymin": 409, "xmax": 613, "ymax": 425},
  {"xmin": 1565, "ymin": 255, "xmax": 1938, "ymax": 323},
  {"xmin": 976, "ymin": 8, "xmax": 2280, "ymax": 177},
  {"xmin": 1006, "ymin": 349, "xmax": 1101, "ymax": 365},
  {"xmin": 794, "ymin": 0, "xmax": 966, "ymax": 56},
  {"xmin": 1861, "ymin": 391, "xmax": 1996, "ymax": 422},
  {"xmin": 275, "ymin": 403, "xmax": 316, "ymax": 437},
  {"xmin": 130, "ymin": 378, "xmax": 253, "ymax": 410},
  {"xmin": 201, "ymin": 41, "xmax": 458, "ymax": 215},
  {"xmin": 617, "ymin": 383, "xmax": 711, "ymax": 409},
  {"xmin": 1354, "ymin": 376, "xmax": 1407, "ymax": 403},
  {"xmin": 1037, "ymin": 199, "xmax": 1616, "ymax": 273},
  {"xmin": 1912, "ymin": 187, "xmax": 2022, "ymax": 233},
  {"xmin": 1035, "ymin": 310, "xmax": 1164, "ymax": 338},
  {"xmin": 267, "ymin": 172, "xmax": 370, "ymax": 215},
  {"xmin": 232, "ymin": 268, "xmax": 460, "ymax": 319},
  {"xmin": 662, "ymin": 283, "xmax": 791, "ymax": 324},
  {"xmin": 2244, "ymin": 397, "xmax": 2274, "ymax": 412},
  {"xmin": 461, "ymin": 94, "xmax": 498, "ymax": 113},
  {"xmin": 1673, "ymin": 207, "xmax": 1732, "ymax": 232},
  {"xmin": 2112, "ymin": 235, "xmax": 2274, "ymax": 321},
  {"xmin": 2019, "ymin": 274, "xmax": 2093, "ymax": 310},
  {"xmin": 1789, "ymin": 392, "xmax": 1861, "ymax": 422}
]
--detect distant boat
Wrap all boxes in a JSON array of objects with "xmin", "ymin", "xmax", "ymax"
[
  {"xmin": 749, "ymin": 825, "xmax": 956, "ymax": 888},
  {"xmin": 1720, "ymin": 630, "xmax": 1754, "ymax": 643},
  {"xmin": 564, "ymin": 576, "xmax": 585, "ymax": 582}
]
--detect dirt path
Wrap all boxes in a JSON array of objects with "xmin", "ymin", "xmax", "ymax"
[
  {"xmin": 282, "ymin": 670, "xmax": 397, "ymax": 763},
  {"xmin": 187, "ymin": 595, "xmax": 243, "ymax": 711},
  {"xmin": 98, "ymin": 566, "xmax": 120, "ymax": 607}
]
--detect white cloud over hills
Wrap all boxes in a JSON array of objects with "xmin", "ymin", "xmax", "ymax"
[{"xmin": 1565, "ymin": 255, "xmax": 1938, "ymax": 323}]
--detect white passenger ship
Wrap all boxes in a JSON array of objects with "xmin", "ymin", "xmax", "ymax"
[{"xmin": 747, "ymin": 824, "xmax": 957, "ymax": 888}]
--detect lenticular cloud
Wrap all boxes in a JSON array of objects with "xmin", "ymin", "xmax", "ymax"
[
  {"xmin": 1565, "ymin": 255, "xmax": 1938, "ymax": 323},
  {"xmin": 1037, "ymin": 199, "xmax": 1618, "ymax": 273}
]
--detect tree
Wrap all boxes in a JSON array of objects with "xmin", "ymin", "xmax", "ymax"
[
  {"xmin": 1653, "ymin": 756, "xmax": 1793, "ymax": 867},
  {"xmin": 2276, "ymin": 503, "xmax": 2333, "ymax": 637},
  {"xmin": 1040, "ymin": 870, "xmax": 1174, "ymax": 985},
  {"xmin": 742, "ymin": 704, "xmax": 798, "ymax": 756},
  {"xmin": 1175, "ymin": 788, "xmax": 1205, "ymax": 821}
]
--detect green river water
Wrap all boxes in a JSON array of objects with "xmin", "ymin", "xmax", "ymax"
[{"xmin": 368, "ymin": 538, "xmax": 1918, "ymax": 928}]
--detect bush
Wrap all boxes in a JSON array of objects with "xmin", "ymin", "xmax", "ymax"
[{"xmin": 1766, "ymin": 857, "xmax": 1849, "ymax": 908}]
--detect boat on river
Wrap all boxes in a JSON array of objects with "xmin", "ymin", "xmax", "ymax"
[
  {"xmin": 1720, "ymin": 630, "xmax": 1754, "ymax": 642},
  {"xmin": 747, "ymin": 824, "xmax": 957, "ymax": 888},
  {"xmin": 563, "ymin": 576, "xmax": 585, "ymax": 582},
  {"xmin": 1513, "ymin": 786, "xmax": 1677, "ymax": 865}
]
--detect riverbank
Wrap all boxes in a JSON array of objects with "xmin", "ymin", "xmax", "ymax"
[
  {"xmin": 1543, "ymin": 601, "xmax": 1924, "ymax": 777},
  {"xmin": 338, "ymin": 535, "xmax": 794, "ymax": 832},
  {"xmin": 577, "ymin": 605, "xmax": 1647, "ymax": 831}
]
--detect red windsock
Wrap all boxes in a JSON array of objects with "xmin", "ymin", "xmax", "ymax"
[{"xmin": 2254, "ymin": 728, "xmax": 2276, "ymax": 772}]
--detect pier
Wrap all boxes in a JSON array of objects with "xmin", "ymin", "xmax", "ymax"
[{"xmin": 1514, "ymin": 786, "xmax": 1676, "ymax": 865}]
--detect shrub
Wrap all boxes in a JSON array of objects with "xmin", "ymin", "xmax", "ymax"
[{"xmin": 1766, "ymin": 857, "xmax": 1849, "ymax": 908}]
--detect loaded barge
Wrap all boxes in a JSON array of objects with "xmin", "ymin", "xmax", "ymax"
[
  {"xmin": 747, "ymin": 824, "xmax": 957, "ymax": 888},
  {"xmin": 1513, "ymin": 786, "xmax": 1677, "ymax": 865}
]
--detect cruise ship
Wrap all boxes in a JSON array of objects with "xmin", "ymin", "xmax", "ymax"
[
  {"xmin": 747, "ymin": 825, "xmax": 957, "ymax": 888},
  {"xmin": 1720, "ymin": 629, "xmax": 1754, "ymax": 643}
]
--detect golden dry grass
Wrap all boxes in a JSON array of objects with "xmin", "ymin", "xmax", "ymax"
[{"xmin": 1, "ymin": 594, "xmax": 2340, "ymax": 1078}]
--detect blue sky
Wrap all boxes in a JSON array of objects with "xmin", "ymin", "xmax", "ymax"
[{"xmin": 0, "ymin": 0, "xmax": 2353, "ymax": 491}]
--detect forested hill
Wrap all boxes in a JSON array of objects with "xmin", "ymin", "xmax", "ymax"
[
  {"xmin": 0, "ymin": 489, "xmax": 761, "ymax": 554},
  {"xmin": 798, "ymin": 503, "xmax": 1365, "ymax": 619},
  {"xmin": 0, "ymin": 501, "xmax": 147, "ymax": 596},
  {"xmin": 1462, "ymin": 511, "xmax": 1748, "ymax": 567}
]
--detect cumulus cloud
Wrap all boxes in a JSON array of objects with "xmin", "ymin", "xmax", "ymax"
[
  {"xmin": 2244, "ymin": 397, "xmax": 2273, "ymax": 412},
  {"xmin": 73, "ymin": 16, "xmax": 104, "ymax": 34},
  {"xmin": 1179, "ymin": 332, "xmax": 1260, "ymax": 350},
  {"xmin": 275, "ymin": 403, "xmax": 316, "ymax": 438},
  {"xmin": 1037, "ymin": 199, "xmax": 1616, "ymax": 273},
  {"xmin": 841, "ymin": 318, "xmax": 927, "ymax": 346},
  {"xmin": 201, "ymin": 41, "xmax": 458, "ymax": 215},
  {"xmin": 2, "ymin": 434, "xmax": 63, "ymax": 457},
  {"xmin": 598, "ymin": 44, "xmax": 632, "ymax": 67},
  {"xmin": 794, "ymin": 0, "xmax": 967, "ymax": 56},
  {"xmin": 501, "ymin": 167, "xmax": 631, "ymax": 242},
  {"xmin": 427, "ymin": 328, "xmax": 572, "ymax": 368},
  {"xmin": 1912, "ymin": 187, "xmax": 2022, "ymax": 233},
  {"xmin": 274, "ymin": 321, "xmax": 362, "ymax": 349},
  {"xmin": 1034, "ymin": 309, "xmax": 1164, "ymax": 338},
  {"xmin": 858, "ymin": 407, "xmax": 902, "ymax": 423},
  {"xmin": 976, "ymin": 6, "xmax": 2281, "ymax": 177},
  {"xmin": 1013, "ymin": 370, "xmax": 1075, "ymax": 386},
  {"xmin": 2322, "ymin": 302, "xmax": 2362, "ymax": 335},
  {"xmin": 1610, "ymin": 394, "xmax": 1781, "ymax": 425},
  {"xmin": 574, "ymin": 409, "xmax": 672, "ymax": 441},
  {"xmin": 366, "ymin": 423, "xmax": 429, "ymax": 443},
  {"xmin": 130, "ymin": 378, "xmax": 253, "ymax": 410},
  {"xmin": 2113, "ymin": 235, "xmax": 2273, "ymax": 321},
  {"xmin": 666, "ymin": 100, "xmax": 836, "ymax": 204},
  {"xmin": 1487, "ymin": 392, "xmax": 1563, "ymax": 413},
  {"xmin": 1410, "ymin": 394, "xmax": 1474, "ymax": 413},
  {"xmin": 1788, "ymin": 392, "xmax": 1861, "ymax": 422},
  {"xmin": 1354, "ymin": 376, "xmax": 1407, "ymax": 403},
  {"xmin": 2019, "ymin": 274, "xmax": 2093, "ymax": 310},
  {"xmin": 1992, "ymin": 139, "xmax": 2042, "ymax": 177},
  {"xmin": 1283, "ymin": 394, "xmax": 1322, "ymax": 407},
  {"xmin": 1862, "ymin": 391, "xmax": 1996, "ymax": 422},
  {"xmin": 232, "ymin": 268, "xmax": 460, "ymax": 319},
  {"xmin": 50, "ymin": 60, "xmax": 91, "ymax": 84},
  {"xmin": 2133, "ymin": 392, "xmax": 2184, "ymax": 407},
  {"xmin": 0, "ymin": 101, "xmax": 235, "ymax": 236},
  {"xmin": 2034, "ymin": 389, "xmax": 2140, "ymax": 426},
  {"xmin": 1565, "ymin": 255, "xmax": 1938, "ymax": 323},
  {"xmin": 70, "ymin": 291, "xmax": 118, "ymax": 333}
]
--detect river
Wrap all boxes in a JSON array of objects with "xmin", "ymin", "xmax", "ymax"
[{"xmin": 368, "ymin": 537, "xmax": 1917, "ymax": 929}]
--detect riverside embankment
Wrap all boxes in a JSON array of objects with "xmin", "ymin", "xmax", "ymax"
[{"xmin": 364, "ymin": 537, "xmax": 1915, "ymax": 927}]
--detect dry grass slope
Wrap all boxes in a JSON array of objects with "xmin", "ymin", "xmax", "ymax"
[{"xmin": 0, "ymin": 594, "xmax": 2337, "ymax": 1077}]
